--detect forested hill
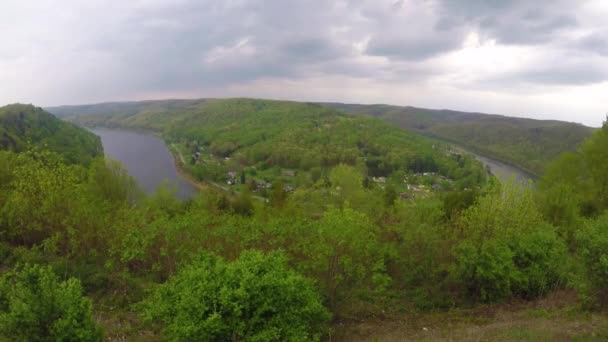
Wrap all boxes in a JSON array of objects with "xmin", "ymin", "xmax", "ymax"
[
  {"xmin": 49, "ymin": 99, "xmax": 595, "ymax": 176},
  {"xmin": 321, "ymin": 103, "xmax": 594, "ymax": 176},
  {"xmin": 0, "ymin": 104, "xmax": 103, "ymax": 165},
  {"xmin": 48, "ymin": 98, "xmax": 488, "ymax": 191}
]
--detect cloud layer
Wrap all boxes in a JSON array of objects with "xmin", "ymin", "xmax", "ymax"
[{"xmin": 1, "ymin": 0, "xmax": 606, "ymax": 125}]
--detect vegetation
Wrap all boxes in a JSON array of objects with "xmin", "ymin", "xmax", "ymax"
[
  {"xmin": 50, "ymin": 98, "xmax": 489, "ymax": 196},
  {"xmin": 141, "ymin": 250, "xmax": 330, "ymax": 341},
  {"xmin": 0, "ymin": 264, "xmax": 103, "ymax": 341},
  {"xmin": 0, "ymin": 101, "xmax": 606, "ymax": 340},
  {"xmin": 323, "ymin": 102, "xmax": 594, "ymax": 176},
  {"xmin": 0, "ymin": 104, "xmax": 103, "ymax": 165}
]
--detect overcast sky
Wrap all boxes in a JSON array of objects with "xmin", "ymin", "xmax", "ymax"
[{"xmin": 1, "ymin": 0, "xmax": 607, "ymax": 126}]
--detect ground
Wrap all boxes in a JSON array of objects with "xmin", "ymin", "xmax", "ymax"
[
  {"xmin": 331, "ymin": 291, "xmax": 608, "ymax": 341},
  {"xmin": 95, "ymin": 290, "xmax": 608, "ymax": 341}
]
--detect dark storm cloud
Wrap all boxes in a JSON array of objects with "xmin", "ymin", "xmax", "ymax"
[
  {"xmin": 366, "ymin": 33, "xmax": 464, "ymax": 60},
  {"xmin": 434, "ymin": 0, "xmax": 579, "ymax": 45},
  {"xmin": 75, "ymin": 0, "xmax": 355, "ymax": 93}
]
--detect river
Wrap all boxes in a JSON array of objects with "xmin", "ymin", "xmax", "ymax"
[
  {"xmin": 91, "ymin": 129, "xmax": 198, "ymax": 199},
  {"xmin": 472, "ymin": 153, "xmax": 535, "ymax": 185},
  {"xmin": 92, "ymin": 129, "xmax": 533, "ymax": 199}
]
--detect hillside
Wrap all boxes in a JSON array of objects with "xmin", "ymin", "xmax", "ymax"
[
  {"xmin": 0, "ymin": 104, "xmax": 103, "ymax": 165},
  {"xmin": 50, "ymin": 99, "xmax": 594, "ymax": 176},
  {"xmin": 320, "ymin": 103, "xmax": 594, "ymax": 176},
  {"xmin": 48, "ymin": 98, "xmax": 489, "ymax": 195}
]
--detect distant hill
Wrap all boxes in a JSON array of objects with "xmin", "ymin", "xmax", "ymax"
[
  {"xmin": 320, "ymin": 103, "xmax": 595, "ymax": 176},
  {"xmin": 47, "ymin": 98, "xmax": 489, "ymax": 191},
  {"xmin": 0, "ymin": 104, "xmax": 103, "ymax": 165},
  {"xmin": 47, "ymin": 99, "xmax": 594, "ymax": 176}
]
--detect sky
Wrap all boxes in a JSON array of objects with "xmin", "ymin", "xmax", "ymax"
[{"xmin": 1, "ymin": 0, "xmax": 607, "ymax": 126}]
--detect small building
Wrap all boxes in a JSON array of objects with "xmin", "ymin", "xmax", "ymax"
[
  {"xmin": 399, "ymin": 192, "xmax": 412, "ymax": 200},
  {"xmin": 255, "ymin": 180, "xmax": 272, "ymax": 190},
  {"xmin": 408, "ymin": 184, "xmax": 422, "ymax": 191},
  {"xmin": 282, "ymin": 169, "xmax": 296, "ymax": 177},
  {"xmin": 372, "ymin": 176, "xmax": 386, "ymax": 184}
]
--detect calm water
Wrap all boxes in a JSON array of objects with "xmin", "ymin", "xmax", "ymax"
[
  {"xmin": 474, "ymin": 154, "xmax": 535, "ymax": 185},
  {"xmin": 91, "ymin": 129, "xmax": 197, "ymax": 199},
  {"xmin": 92, "ymin": 129, "xmax": 532, "ymax": 198}
]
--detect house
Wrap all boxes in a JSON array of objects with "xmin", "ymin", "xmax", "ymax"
[
  {"xmin": 255, "ymin": 180, "xmax": 272, "ymax": 190},
  {"xmin": 408, "ymin": 184, "xmax": 422, "ymax": 191},
  {"xmin": 372, "ymin": 176, "xmax": 386, "ymax": 183},
  {"xmin": 226, "ymin": 171, "xmax": 238, "ymax": 185},
  {"xmin": 399, "ymin": 192, "xmax": 412, "ymax": 200},
  {"xmin": 282, "ymin": 169, "xmax": 296, "ymax": 177}
]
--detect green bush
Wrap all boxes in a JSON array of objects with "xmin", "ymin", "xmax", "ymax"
[
  {"xmin": 576, "ymin": 214, "xmax": 608, "ymax": 308},
  {"xmin": 509, "ymin": 225, "xmax": 569, "ymax": 299},
  {"xmin": 453, "ymin": 225, "xmax": 569, "ymax": 303},
  {"xmin": 454, "ymin": 239, "xmax": 517, "ymax": 302},
  {"xmin": 141, "ymin": 250, "xmax": 330, "ymax": 341},
  {"xmin": 0, "ymin": 264, "xmax": 103, "ymax": 341}
]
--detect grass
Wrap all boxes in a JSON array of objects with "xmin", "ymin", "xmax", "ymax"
[{"xmin": 331, "ymin": 290, "xmax": 608, "ymax": 341}]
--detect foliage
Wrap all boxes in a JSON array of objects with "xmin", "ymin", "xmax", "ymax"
[
  {"xmin": 454, "ymin": 182, "xmax": 569, "ymax": 303},
  {"xmin": 0, "ymin": 264, "xmax": 103, "ymax": 341},
  {"xmin": 1, "ymin": 98, "xmax": 606, "ymax": 338},
  {"xmin": 141, "ymin": 250, "xmax": 330, "ymax": 341},
  {"xmin": 55, "ymin": 98, "xmax": 488, "ymax": 193},
  {"xmin": 0, "ymin": 104, "xmax": 102, "ymax": 165},
  {"xmin": 325, "ymin": 102, "xmax": 593, "ymax": 176},
  {"xmin": 540, "ymin": 123, "xmax": 608, "ymax": 217},
  {"xmin": 576, "ymin": 214, "xmax": 608, "ymax": 308}
]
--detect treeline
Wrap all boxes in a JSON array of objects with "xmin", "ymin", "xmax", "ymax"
[
  {"xmin": 1, "ymin": 119, "xmax": 608, "ymax": 340},
  {"xmin": 323, "ymin": 102, "xmax": 594, "ymax": 176},
  {"xmin": 0, "ymin": 104, "xmax": 103, "ymax": 165}
]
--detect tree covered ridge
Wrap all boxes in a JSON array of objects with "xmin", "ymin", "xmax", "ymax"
[
  {"xmin": 0, "ymin": 104, "xmax": 103, "ymax": 165},
  {"xmin": 322, "ymin": 102, "xmax": 594, "ymax": 176},
  {"xmin": 53, "ymin": 98, "xmax": 490, "ymax": 193}
]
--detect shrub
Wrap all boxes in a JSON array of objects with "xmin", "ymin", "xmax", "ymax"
[
  {"xmin": 141, "ymin": 250, "xmax": 330, "ymax": 341},
  {"xmin": 453, "ymin": 225, "xmax": 569, "ymax": 303},
  {"xmin": 576, "ymin": 214, "xmax": 608, "ymax": 308},
  {"xmin": 509, "ymin": 225, "xmax": 569, "ymax": 299},
  {"xmin": 454, "ymin": 239, "xmax": 517, "ymax": 302},
  {"xmin": 0, "ymin": 264, "xmax": 103, "ymax": 341}
]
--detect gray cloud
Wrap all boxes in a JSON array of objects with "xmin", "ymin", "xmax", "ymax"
[
  {"xmin": 480, "ymin": 62, "xmax": 608, "ymax": 88},
  {"xmin": 573, "ymin": 31, "xmax": 608, "ymax": 56},
  {"xmin": 0, "ymin": 0, "xmax": 606, "ymax": 126},
  {"xmin": 435, "ymin": 0, "xmax": 580, "ymax": 45}
]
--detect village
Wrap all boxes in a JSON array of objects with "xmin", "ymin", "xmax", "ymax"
[{"xmin": 178, "ymin": 139, "xmax": 457, "ymax": 200}]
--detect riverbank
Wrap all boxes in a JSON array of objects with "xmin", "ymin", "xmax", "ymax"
[
  {"xmin": 167, "ymin": 142, "xmax": 267, "ymax": 202},
  {"xmin": 90, "ymin": 128, "xmax": 197, "ymax": 199}
]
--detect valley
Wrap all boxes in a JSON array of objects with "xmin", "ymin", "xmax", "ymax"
[{"xmin": 1, "ymin": 100, "xmax": 607, "ymax": 341}]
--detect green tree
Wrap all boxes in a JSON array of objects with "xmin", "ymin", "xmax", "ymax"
[
  {"xmin": 142, "ymin": 250, "xmax": 330, "ymax": 341},
  {"xmin": 576, "ymin": 213, "xmax": 608, "ymax": 308},
  {"xmin": 0, "ymin": 264, "xmax": 103, "ymax": 341}
]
